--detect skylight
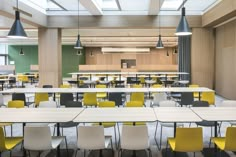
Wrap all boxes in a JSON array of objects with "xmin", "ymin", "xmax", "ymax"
[
  {"xmin": 161, "ymin": 0, "xmax": 183, "ymax": 10},
  {"xmin": 96, "ymin": 0, "xmax": 119, "ymax": 11}
]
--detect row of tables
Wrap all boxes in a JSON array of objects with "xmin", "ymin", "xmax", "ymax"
[{"xmin": 0, "ymin": 106, "xmax": 235, "ymax": 156}]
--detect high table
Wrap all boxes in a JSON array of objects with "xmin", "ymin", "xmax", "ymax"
[
  {"xmin": 0, "ymin": 108, "xmax": 84, "ymax": 157},
  {"xmin": 191, "ymin": 107, "xmax": 236, "ymax": 155}
]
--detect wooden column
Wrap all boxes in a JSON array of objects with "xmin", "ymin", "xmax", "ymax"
[{"xmin": 38, "ymin": 28, "xmax": 62, "ymax": 87}]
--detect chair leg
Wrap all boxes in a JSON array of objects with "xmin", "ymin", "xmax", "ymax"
[
  {"xmin": 10, "ymin": 151, "xmax": 12, "ymax": 157},
  {"xmin": 154, "ymin": 122, "xmax": 160, "ymax": 150},
  {"xmin": 160, "ymin": 125, "xmax": 163, "ymax": 150},
  {"xmin": 114, "ymin": 125, "xmax": 117, "ymax": 149},
  {"xmin": 11, "ymin": 125, "xmax": 13, "ymax": 136},
  {"xmin": 64, "ymin": 136, "xmax": 69, "ymax": 157},
  {"xmin": 74, "ymin": 149, "xmax": 78, "ymax": 157},
  {"xmin": 165, "ymin": 141, "xmax": 168, "ymax": 157},
  {"xmin": 194, "ymin": 152, "xmax": 195, "ymax": 157},
  {"xmin": 148, "ymin": 148, "xmax": 152, "ymax": 157},
  {"xmin": 83, "ymin": 150, "xmax": 86, "ymax": 157}
]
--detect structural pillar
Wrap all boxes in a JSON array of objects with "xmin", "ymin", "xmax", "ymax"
[{"xmin": 38, "ymin": 28, "xmax": 62, "ymax": 87}]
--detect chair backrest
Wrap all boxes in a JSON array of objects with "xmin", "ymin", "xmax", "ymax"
[
  {"xmin": 24, "ymin": 126, "xmax": 52, "ymax": 151},
  {"xmin": 220, "ymin": 100, "xmax": 236, "ymax": 107},
  {"xmin": 77, "ymin": 126, "xmax": 105, "ymax": 150},
  {"xmin": 83, "ymin": 93, "xmax": 97, "ymax": 106},
  {"xmin": 108, "ymin": 92, "xmax": 123, "ymax": 107},
  {"xmin": 12, "ymin": 93, "xmax": 27, "ymax": 106},
  {"xmin": 225, "ymin": 127, "xmax": 236, "ymax": 151},
  {"xmin": 34, "ymin": 93, "xmax": 49, "ymax": 107},
  {"xmin": 8, "ymin": 100, "xmax": 24, "ymax": 108},
  {"xmin": 152, "ymin": 84, "xmax": 162, "ymax": 88},
  {"xmin": 38, "ymin": 101, "xmax": 57, "ymax": 108},
  {"xmin": 201, "ymin": 92, "xmax": 215, "ymax": 105},
  {"xmin": 192, "ymin": 101, "xmax": 209, "ymax": 107},
  {"xmin": 131, "ymin": 84, "xmax": 142, "ymax": 88},
  {"xmin": 126, "ymin": 101, "xmax": 143, "ymax": 107},
  {"xmin": 42, "ymin": 85, "xmax": 53, "ymax": 88},
  {"xmin": 0, "ymin": 127, "xmax": 6, "ymax": 151},
  {"xmin": 121, "ymin": 125, "xmax": 149, "ymax": 150},
  {"xmin": 60, "ymin": 93, "xmax": 74, "ymax": 106},
  {"xmin": 96, "ymin": 84, "xmax": 106, "ymax": 88},
  {"xmin": 159, "ymin": 100, "xmax": 176, "ymax": 107},
  {"xmin": 0, "ymin": 94, "xmax": 4, "ymax": 107},
  {"xmin": 130, "ymin": 93, "xmax": 144, "ymax": 104},
  {"xmin": 98, "ymin": 101, "xmax": 115, "ymax": 107},
  {"xmin": 152, "ymin": 93, "xmax": 167, "ymax": 106},
  {"xmin": 180, "ymin": 92, "xmax": 194, "ymax": 106},
  {"xmin": 175, "ymin": 127, "xmax": 203, "ymax": 152},
  {"xmin": 65, "ymin": 101, "xmax": 82, "ymax": 108}
]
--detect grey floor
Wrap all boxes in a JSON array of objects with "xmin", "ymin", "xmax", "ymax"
[{"xmin": 1, "ymin": 87, "xmax": 236, "ymax": 157}]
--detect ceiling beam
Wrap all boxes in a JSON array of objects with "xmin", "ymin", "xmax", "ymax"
[
  {"xmin": 148, "ymin": 0, "xmax": 164, "ymax": 15},
  {"xmin": 80, "ymin": 0, "xmax": 103, "ymax": 15}
]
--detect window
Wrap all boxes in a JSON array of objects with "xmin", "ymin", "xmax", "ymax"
[{"xmin": 0, "ymin": 44, "xmax": 8, "ymax": 65}]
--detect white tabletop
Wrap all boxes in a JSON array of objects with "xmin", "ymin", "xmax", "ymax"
[
  {"xmin": 0, "ymin": 78, "xmax": 10, "ymax": 81},
  {"xmin": 0, "ymin": 108, "xmax": 84, "ymax": 123},
  {"xmin": 69, "ymin": 72, "xmax": 188, "ymax": 76},
  {"xmin": 73, "ymin": 107, "xmax": 156, "ymax": 123},
  {"xmin": 191, "ymin": 107, "xmax": 236, "ymax": 122},
  {"xmin": 148, "ymin": 87, "xmax": 214, "ymax": 93},
  {"xmin": 154, "ymin": 107, "xmax": 202, "ymax": 123}
]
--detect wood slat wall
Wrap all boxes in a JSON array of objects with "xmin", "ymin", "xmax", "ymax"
[
  {"xmin": 191, "ymin": 28, "xmax": 214, "ymax": 88},
  {"xmin": 215, "ymin": 19, "xmax": 236, "ymax": 99}
]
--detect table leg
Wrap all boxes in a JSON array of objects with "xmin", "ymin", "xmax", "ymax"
[
  {"xmin": 174, "ymin": 122, "xmax": 176, "ymax": 137},
  {"xmin": 214, "ymin": 121, "xmax": 218, "ymax": 155},
  {"xmin": 1, "ymin": 82, "xmax": 3, "ymax": 91},
  {"xmin": 23, "ymin": 123, "xmax": 26, "ymax": 157},
  {"xmin": 57, "ymin": 123, "xmax": 61, "ymax": 157},
  {"xmin": 77, "ymin": 74, "xmax": 80, "ymax": 88},
  {"xmin": 53, "ymin": 93, "xmax": 56, "ymax": 101},
  {"xmin": 199, "ymin": 92, "xmax": 201, "ymax": 100}
]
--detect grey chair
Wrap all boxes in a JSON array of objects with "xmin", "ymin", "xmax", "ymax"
[
  {"xmin": 60, "ymin": 93, "xmax": 74, "ymax": 106},
  {"xmin": 180, "ymin": 92, "xmax": 194, "ymax": 107},
  {"xmin": 192, "ymin": 101, "xmax": 220, "ymax": 146},
  {"xmin": 108, "ymin": 92, "xmax": 124, "ymax": 107}
]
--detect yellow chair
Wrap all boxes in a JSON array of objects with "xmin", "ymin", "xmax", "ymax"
[
  {"xmin": 201, "ymin": 92, "xmax": 215, "ymax": 105},
  {"xmin": 95, "ymin": 101, "xmax": 118, "ymax": 147},
  {"xmin": 34, "ymin": 93, "xmax": 49, "ymax": 107},
  {"xmin": 130, "ymin": 92, "xmax": 145, "ymax": 106},
  {"xmin": 96, "ymin": 84, "xmax": 107, "ymax": 99},
  {"xmin": 0, "ymin": 127, "xmax": 23, "ymax": 156},
  {"xmin": 8, "ymin": 100, "xmax": 24, "ymax": 108},
  {"xmin": 125, "ymin": 101, "xmax": 145, "ymax": 125},
  {"xmin": 151, "ymin": 84, "xmax": 162, "ymax": 88},
  {"xmin": 139, "ymin": 76, "xmax": 146, "ymax": 85},
  {"xmin": 131, "ymin": 84, "xmax": 142, "ymax": 88},
  {"xmin": 60, "ymin": 84, "xmax": 71, "ymax": 88},
  {"xmin": 189, "ymin": 84, "xmax": 200, "ymax": 98},
  {"xmin": 212, "ymin": 127, "xmax": 236, "ymax": 154},
  {"xmin": 167, "ymin": 127, "xmax": 203, "ymax": 156},
  {"xmin": 83, "ymin": 93, "xmax": 97, "ymax": 107}
]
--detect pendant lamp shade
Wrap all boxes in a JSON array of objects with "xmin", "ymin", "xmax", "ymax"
[
  {"xmin": 175, "ymin": 7, "xmax": 192, "ymax": 36},
  {"xmin": 156, "ymin": 35, "xmax": 164, "ymax": 49},
  {"xmin": 8, "ymin": 10, "xmax": 27, "ymax": 38},
  {"xmin": 19, "ymin": 48, "xmax": 24, "ymax": 55},
  {"xmin": 74, "ymin": 35, "xmax": 83, "ymax": 49}
]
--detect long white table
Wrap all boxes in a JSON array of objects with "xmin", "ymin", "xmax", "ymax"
[
  {"xmin": 0, "ymin": 108, "xmax": 84, "ymax": 157},
  {"xmin": 73, "ymin": 107, "xmax": 156, "ymax": 123}
]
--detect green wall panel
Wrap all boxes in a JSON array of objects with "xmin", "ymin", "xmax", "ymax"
[
  {"xmin": 8, "ymin": 45, "xmax": 38, "ymax": 73},
  {"xmin": 8, "ymin": 45, "xmax": 85, "ymax": 77}
]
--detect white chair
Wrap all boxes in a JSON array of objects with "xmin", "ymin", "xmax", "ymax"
[
  {"xmin": 24, "ymin": 126, "xmax": 66, "ymax": 156},
  {"xmin": 151, "ymin": 93, "xmax": 167, "ymax": 107},
  {"xmin": 119, "ymin": 125, "xmax": 151, "ymax": 157},
  {"xmin": 38, "ymin": 101, "xmax": 58, "ymax": 108},
  {"xmin": 75, "ymin": 126, "xmax": 113, "ymax": 157},
  {"xmin": 154, "ymin": 100, "xmax": 183, "ymax": 150}
]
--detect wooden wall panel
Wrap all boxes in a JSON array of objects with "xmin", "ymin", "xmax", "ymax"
[
  {"xmin": 191, "ymin": 28, "xmax": 214, "ymax": 88},
  {"xmin": 84, "ymin": 47, "xmax": 177, "ymax": 71},
  {"xmin": 215, "ymin": 19, "xmax": 236, "ymax": 99}
]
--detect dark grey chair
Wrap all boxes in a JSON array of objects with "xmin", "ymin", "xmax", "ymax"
[
  {"xmin": 60, "ymin": 93, "xmax": 74, "ymax": 106},
  {"xmin": 108, "ymin": 92, "xmax": 124, "ymax": 107},
  {"xmin": 42, "ymin": 85, "xmax": 53, "ymax": 97},
  {"xmin": 180, "ymin": 92, "xmax": 194, "ymax": 107}
]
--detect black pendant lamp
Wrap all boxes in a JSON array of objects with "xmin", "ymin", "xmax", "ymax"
[
  {"xmin": 19, "ymin": 48, "xmax": 24, "ymax": 55},
  {"xmin": 74, "ymin": 0, "xmax": 83, "ymax": 49},
  {"xmin": 175, "ymin": 6, "xmax": 192, "ymax": 36},
  {"xmin": 7, "ymin": 0, "xmax": 27, "ymax": 38},
  {"xmin": 156, "ymin": 0, "xmax": 164, "ymax": 49}
]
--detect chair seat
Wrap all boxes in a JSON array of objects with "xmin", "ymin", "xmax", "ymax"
[
  {"xmin": 60, "ymin": 122, "xmax": 79, "ymax": 128},
  {"xmin": 211, "ymin": 137, "xmax": 225, "ymax": 150},
  {"xmin": 168, "ymin": 138, "xmax": 176, "ymax": 150},
  {"xmin": 0, "ymin": 123, "xmax": 12, "ymax": 127},
  {"xmin": 123, "ymin": 122, "xmax": 146, "ymax": 126},
  {"xmin": 97, "ymin": 93, "xmax": 107, "ymax": 98},
  {"xmin": 160, "ymin": 122, "xmax": 183, "ymax": 127},
  {"xmin": 196, "ymin": 121, "xmax": 215, "ymax": 127},
  {"xmin": 51, "ymin": 136, "xmax": 65, "ymax": 149},
  {"xmin": 5, "ymin": 137, "xmax": 23, "ymax": 150},
  {"xmin": 93, "ymin": 122, "xmax": 116, "ymax": 128}
]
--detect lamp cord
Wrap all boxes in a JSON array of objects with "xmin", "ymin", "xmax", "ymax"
[
  {"xmin": 78, "ymin": 0, "xmax": 80, "ymax": 34},
  {"xmin": 16, "ymin": 0, "xmax": 19, "ymax": 10},
  {"xmin": 158, "ymin": 0, "xmax": 161, "ymax": 35}
]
